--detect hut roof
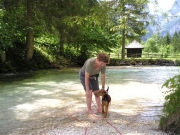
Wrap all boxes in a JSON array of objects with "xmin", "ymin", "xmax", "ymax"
[{"xmin": 125, "ymin": 40, "xmax": 144, "ymax": 49}]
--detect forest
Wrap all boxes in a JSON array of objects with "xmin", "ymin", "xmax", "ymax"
[
  {"xmin": 0, "ymin": 0, "xmax": 180, "ymax": 134},
  {"xmin": 0, "ymin": 0, "xmax": 180, "ymax": 73}
]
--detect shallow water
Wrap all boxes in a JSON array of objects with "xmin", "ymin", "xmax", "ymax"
[
  {"xmin": 0, "ymin": 66, "xmax": 179, "ymax": 135},
  {"xmin": 0, "ymin": 66, "xmax": 178, "ymax": 85},
  {"xmin": 106, "ymin": 66, "xmax": 179, "ymax": 84}
]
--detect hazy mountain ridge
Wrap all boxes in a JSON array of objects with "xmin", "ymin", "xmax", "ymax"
[
  {"xmin": 142, "ymin": 0, "xmax": 180, "ymax": 41},
  {"xmin": 161, "ymin": 0, "xmax": 180, "ymax": 36}
]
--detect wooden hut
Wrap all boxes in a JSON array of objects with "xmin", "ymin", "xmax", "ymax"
[{"xmin": 125, "ymin": 40, "xmax": 144, "ymax": 57}]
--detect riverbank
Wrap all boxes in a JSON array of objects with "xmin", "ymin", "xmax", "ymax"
[
  {"xmin": 109, "ymin": 59, "xmax": 180, "ymax": 66},
  {"xmin": 1, "ymin": 58, "xmax": 179, "ymax": 74}
]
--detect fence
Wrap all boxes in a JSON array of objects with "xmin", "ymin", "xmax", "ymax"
[{"xmin": 110, "ymin": 53, "xmax": 180, "ymax": 59}]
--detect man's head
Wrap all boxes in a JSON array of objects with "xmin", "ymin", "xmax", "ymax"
[{"xmin": 97, "ymin": 52, "xmax": 110, "ymax": 64}]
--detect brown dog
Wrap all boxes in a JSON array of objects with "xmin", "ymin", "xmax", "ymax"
[{"xmin": 95, "ymin": 86, "xmax": 111, "ymax": 118}]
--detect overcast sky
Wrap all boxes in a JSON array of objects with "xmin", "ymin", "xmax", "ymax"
[
  {"xmin": 148, "ymin": 0, "xmax": 175, "ymax": 13},
  {"xmin": 100, "ymin": 0, "xmax": 175, "ymax": 14}
]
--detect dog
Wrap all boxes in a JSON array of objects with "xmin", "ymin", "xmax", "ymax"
[{"xmin": 95, "ymin": 86, "xmax": 111, "ymax": 118}]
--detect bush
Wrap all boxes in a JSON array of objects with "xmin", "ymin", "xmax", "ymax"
[
  {"xmin": 174, "ymin": 60, "xmax": 180, "ymax": 66},
  {"xmin": 160, "ymin": 75, "xmax": 180, "ymax": 134}
]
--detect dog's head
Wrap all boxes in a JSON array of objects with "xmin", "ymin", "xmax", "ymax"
[
  {"xmin": 94, "ymin": 86, "xmax": 109, "ymax": 97},
  {"xmin": 94, "ymin": 89, "xmax": 107, "ymax": 97}
]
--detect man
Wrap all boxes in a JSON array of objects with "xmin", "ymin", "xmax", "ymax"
[{"xmin": 79, "ymin": 52, "xmax": 110, "ymax": 114}]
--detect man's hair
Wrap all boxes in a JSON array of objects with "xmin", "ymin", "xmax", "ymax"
[{"xmin": 97, "ymin": 52, "xmax": 110, "ymax": 64}]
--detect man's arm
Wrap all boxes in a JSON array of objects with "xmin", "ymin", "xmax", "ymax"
[
  {"xmin": 101, "ymin": 73, "xmax": 105, "ymax": 89},
  {"xmin": 85, "ymin": 71, "xmax": 90, "ymax": 91}
]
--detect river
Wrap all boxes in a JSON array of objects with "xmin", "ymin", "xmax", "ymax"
[{"xmin": 0, "ymin": 66, "xmax": 179, "ymax": 135}]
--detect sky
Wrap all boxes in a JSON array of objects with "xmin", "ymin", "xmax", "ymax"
[
  {"xmin": 148, "ymin": 0, "xmax": 175, "ymax": 13},
  {"xmin": 101, "ymin": 0, "xmax": 176, "ymax": 13}
]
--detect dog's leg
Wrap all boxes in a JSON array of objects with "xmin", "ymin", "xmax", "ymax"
[
  {"xmin": 104, "ymin": 102, "xmax": 109, "ymax": 118},
  {"xmin": 102, "ymin": 101, "xmax": 105, "ymax": 114}
]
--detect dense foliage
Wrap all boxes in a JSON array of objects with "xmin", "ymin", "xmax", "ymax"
[
  {"xmin": 160, "ymin": 75, "xmax": 180, "ymax": 134},
  {"xmin": 143, "ymin": 32, "xmax": 180, "ymax": 58},
  {"xmin": 0, "ymin": 1, "xmax": 179, "ymax": 68},
  {"xmin": 0, "ymin": 0, "xmax": 152, "ymax": 72}
]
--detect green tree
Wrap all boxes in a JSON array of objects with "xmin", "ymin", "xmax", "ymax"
[
  {"xmin": 0, "ymin": 0, "xmax": 97, "ymax": 59},
  {"xmin": 1, "ymin": 0, "xmax": 38, "ymax": 60},
  {"xmin": 110, "ymin": 0, "xmax": 149, "ymax": 60},
  {"xmin": 172, "ymin": 32, "xmax": 180, "ymax": 53},
  {"xmin": 36, "ymin": 0, "xmax": 101, "ymax": 56},
  {"xmin": 63, "ymin": 0, "xmax": 118, "ymax": 58},
  {"xmin": 144, "ymin": 36, "xmax": 159, "ymax": 53},
  {"xmin": 0, "ymin": 1, "xmax": 26, "ymax": 56},
  {"xmin": 163, "ymin": 33, "xmax": 171, "ymax": 45}
]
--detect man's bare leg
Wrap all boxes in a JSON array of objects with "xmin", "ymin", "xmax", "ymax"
[
  {"xmin": 95, "ymin": 95, "xmax": 102, "ymax": 112},
  {"xmin": 86, "ymin": 90, "xmax": 93, "ymax": 114}
]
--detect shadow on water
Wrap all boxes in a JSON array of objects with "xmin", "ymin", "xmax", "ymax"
[
  {"xmin": 0, "ymin": 66, "xmax": 179, "ymax": 134},
  {"xmin": 0, "ymin": 72, "xmax": 82, "ymax": 134},
  {"xmin": 0, "ymin": 68, "xmax": 80, "ymax": 85},
  {"xmin": 0, "ymin": 68, "xmax": 83, "ymax": 134},
  {"xmin": 0, "ymin": 72, "xmax": 35, "ymax": 84}
]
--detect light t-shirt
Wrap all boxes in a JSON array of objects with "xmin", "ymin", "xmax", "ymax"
[{"xmin": 81, "ymin": 58, "xmax": 106, "ymax": 76}]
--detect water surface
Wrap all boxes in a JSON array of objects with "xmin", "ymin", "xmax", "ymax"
[
  {"xmin": 106, "ymin": 66, "xmax": 179, "ymax": 84},
  {"xmin": 0, "ymin": 66, "xmax": 179, "ymax": 135}
]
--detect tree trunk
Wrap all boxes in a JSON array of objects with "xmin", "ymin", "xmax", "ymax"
[
  {"xmin": 121, "ymin": 1, "xmax": 125, "ymax": 60},
  {"xmin": 121, "ymin": 28, "xmax": 125, "ymax": 60},
  {"xmin": 1, "ymin": 51, "xmax": 6, "ymax": 63},
  {"xmin": 26, "ymin": 0, "xmax": 34, "ymax": 60},
  {"xmin": 59, "ymin": 30, "xmax": 64, "ymax": 56}
]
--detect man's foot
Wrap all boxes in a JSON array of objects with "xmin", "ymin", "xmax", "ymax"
[
  {"xmin": 96, "ymin": 108, "xmax": 102, "ymax": 113},
  {"xmin": 87, "ymin": 110, "xmax": 94, "ymax": 114}
]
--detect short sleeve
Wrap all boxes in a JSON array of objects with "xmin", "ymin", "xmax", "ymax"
[
  {"xmin": 84, "ymin": 59, "xmax": 92, "ymax": 74},
  {"xmin": 101, "ymin": 65, "xmax": 106, "ymax": 74}
]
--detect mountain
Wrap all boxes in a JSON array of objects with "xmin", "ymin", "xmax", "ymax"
[
  {"xmin": 142, "ymin": 0, "xmax": 180, "ymax": 41},
  {"xmin": 161, "ymin": 0, "xmax": 180, "ymax": 37},
  {"xmin": 161, "ymin": 17, "xmax": 180, "ymax": 37},
  {"xmin": 170, "ymin": 0, "xmax": 180, "ymax": 15}
]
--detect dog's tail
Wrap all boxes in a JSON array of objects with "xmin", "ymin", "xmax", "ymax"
[{"xmin": 106, "ymin": 86, "xmax": 109, "ymax": 91}]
